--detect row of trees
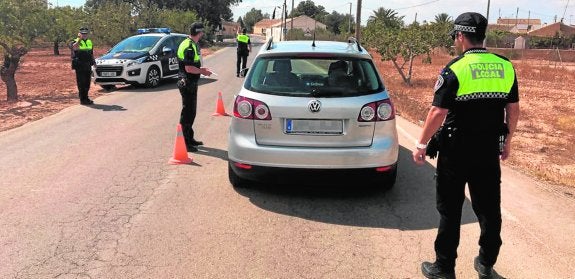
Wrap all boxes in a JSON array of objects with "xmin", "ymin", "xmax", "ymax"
[
  {"xmin": 1, "ymin": 0, "xmax": 239, "ymax": 101},
  {"xmin": 362, "ymin": 9, "xmax": 454, "ymax": 86}
]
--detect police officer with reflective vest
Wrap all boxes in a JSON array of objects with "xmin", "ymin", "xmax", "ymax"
[
  {"xmin": 69, "ymin": 27, "xmax": 95, "ymax": 105},
  {"xmin": 413, "ymin": 12, "xmax": 520, "ymax": 279},
  {"xmin": 176, "ymin": 22, "xmax": 213, "ymax": 152},
  {"xmin": 236, "ymin": 28, "xmax": 251, "ymax": 77}
]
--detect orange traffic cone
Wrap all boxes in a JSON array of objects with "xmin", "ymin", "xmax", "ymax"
[
  {"xmin": 212, "ymin": 91, "xmax": 229, "ymax": 116},
  {"xmin": 168, "ymin": 124, "xmax": 193, "ymax": 165}
]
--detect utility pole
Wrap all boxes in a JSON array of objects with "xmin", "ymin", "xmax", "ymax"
[
  {"xmin": 355, "ymin": 0, "xmax": 362, "ymax": 40},
  {"xmin": 291, "ymin": 0, "xmax": 294, "ymax": 39},
  {"xmin": 484, "ymin": 0, "xmax": 491, "ymax": 47},
  {"xmin": 349, "ymin": 2, "xmax": 352, "ymax": 34}
]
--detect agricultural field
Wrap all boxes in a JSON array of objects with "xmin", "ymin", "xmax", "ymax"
[
  {"xmin": 1, "ymin": 47, "xmax": 574, "ymax": 188},
  {"xmin": 374, "ymin": 50, "xmax": 575, "ymax": 188}
]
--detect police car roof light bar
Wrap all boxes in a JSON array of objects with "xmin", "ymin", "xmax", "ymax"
[{"xmin": 137, "ymin": 27, "xmax": 171, "ymax": 34}]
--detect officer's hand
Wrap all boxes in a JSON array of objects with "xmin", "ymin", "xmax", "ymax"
[
  {"xmin": 412, "ymin": 148, "xmax": 426, "ymax": 165},
  {"xmin": 201, "ymin": 68, "xmax": 212, "ymax": 76}
]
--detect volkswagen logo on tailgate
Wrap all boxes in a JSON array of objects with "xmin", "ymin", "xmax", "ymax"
[{"xmin": 308, "ymin": 100, "xmax": 322, "ymax": 113}]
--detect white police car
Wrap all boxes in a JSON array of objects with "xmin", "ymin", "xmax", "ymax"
[{"xmin": 93, "ymin": 28, "xmax": 187, "ymax": 90}]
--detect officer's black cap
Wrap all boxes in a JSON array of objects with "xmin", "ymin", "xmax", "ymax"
[
  {"xmin": 190, "ymin": 22, "xmax": 204, "ymax": 36},
  {"xmin": 450, "ymin": 12, "xmax": 487, "ymax": 38},
  {"xmin": 79, "ymin": 27, "xmax": 89, "ymax": 34}
]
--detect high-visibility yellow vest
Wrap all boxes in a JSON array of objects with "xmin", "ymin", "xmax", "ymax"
[
  {"xmin": 74, "ymin": 39, "xmax": 93, "ymax": 51},
  {"xmin": 449, "ymin": 52, "xmax": 515, "ymax": 101},
  {"xmin": 177, "ymin": 38, "xmax": 200, "ymax": 63},
  {"xmin": 237, "ymin": 34, "xmax": 249, "ymax": 44}
]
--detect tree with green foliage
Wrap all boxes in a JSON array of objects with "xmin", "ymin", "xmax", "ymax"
[
  {"xmin": 237, "ymin": 17, "xmax": 245, "ymax": 29},
  {"xmin": 243, "ymin": 8, "xmax": 265, "ymax": 33},
  {"xmin": 292, "ymin": 0, "xmax": 328, "ymax": 22},
  {"xmin": 0, "ymin": 0, "xmax": 51, "ymax": 101},
  {"xmin": 85, "ymin": 0, "xmax": 240, "ymax": 27},
  {"xmin": 325, "ymin": 11, "xmax": 355, "ymax": 35},
  {"xmin": 46, "ymin": 6, "xmax": 85, "ymax": 56},
  {"xmin": 157, "ymin": 9, "xmax": 199, "ymax": 34},
  {"xmin": 85, "ymin": 2, "xmax": 133, "ymax": 46},
  {"xmin": 367, "ymin": 7, "xmax": 404, "ymax": 29},
  {"xmin": 364, "ymin": 14, "xmax": 430, "ymax": 86}
]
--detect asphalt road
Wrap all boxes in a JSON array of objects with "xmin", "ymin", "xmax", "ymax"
[{"xmin": 1, "ymin": 43, "xmax": 574, "ymax": 279}]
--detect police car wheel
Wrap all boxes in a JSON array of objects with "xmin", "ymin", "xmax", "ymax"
[
  {"xmin": 145, "ymin": 66, "xmax": 161, "ymax": 88},
  {"xmin": 101, "ymin": 85, "xmax": 115, "ymax": 91}
]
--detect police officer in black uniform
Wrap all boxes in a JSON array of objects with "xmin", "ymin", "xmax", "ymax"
[
  {"xmin": 236, "ymin": 28, "xmax": 251, "ymax": 77},
  {"xmin": 69, "ymin": 27, "xmax": 95, "ymax": 105},
  {"xmin": 413, "ymin": 12, "xmax": 520, "ymax": 279},
  {"xmin": 176, "ymin": 22, "xmax": 212, "ymax": 152}
]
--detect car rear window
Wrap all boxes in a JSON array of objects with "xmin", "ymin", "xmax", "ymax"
[{"xmin": 245, "ymin": 56, "xmax": 385, "ymax": 97}]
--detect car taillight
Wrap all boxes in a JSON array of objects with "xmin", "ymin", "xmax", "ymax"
[
  {"xmin": 358, "ymin": 99, "xmax": 395, "ymax": 122},
  {"xmin": 233, "ymin": 96, "xmax": 272, "ymax": 120}
]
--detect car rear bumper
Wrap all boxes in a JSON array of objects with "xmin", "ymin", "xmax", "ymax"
[
  {"xmin": 228, "ymin": 131, "xmax": 399, "ymax": 169},
  {"xmin": 229, "ymin": 160, "xmax": 397, "ymax": 186}
]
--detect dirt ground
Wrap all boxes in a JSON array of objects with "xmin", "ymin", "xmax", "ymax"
[{"xmin": 1, "ymin": 47, "xmax": 574, "ymax": 188}]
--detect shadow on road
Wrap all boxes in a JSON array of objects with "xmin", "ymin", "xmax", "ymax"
[
  {"xmin": 87, "ymin": 103, "xmax": 127, "ymax": 111},
  {"xmin": 234, "ymin": 146, "xmax": 477, "ymax": 230},
  {"xmin": 195, "ymin": 146, "xmax": 228, "ymax": 161}
]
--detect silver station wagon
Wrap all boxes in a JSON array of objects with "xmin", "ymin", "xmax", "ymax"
[{"xmin": 227, "ymin": 39, "xmax": 399, "ymax": 189}]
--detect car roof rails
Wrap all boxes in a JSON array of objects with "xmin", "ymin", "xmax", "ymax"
[
  {"xmin": 137, "ymin": 28, "xmax": 171, "ymax": 34},
  {"xmin": 265, "ymin": 37, "xmax": 274, "ymax": 50},
  {"xmin": 347, "ymin": 37, "xmax": 363, "ymax": 53}
]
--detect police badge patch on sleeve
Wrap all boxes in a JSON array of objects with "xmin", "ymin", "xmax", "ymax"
[{"xmin": 434, "ymin": 75, "xmax": 444, "ymax": 92}]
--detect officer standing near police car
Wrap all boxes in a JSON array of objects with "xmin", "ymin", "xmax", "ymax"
[
  {"xmin": 412, "ymin": 12, "xmax": 520, "ymax": 279},
  {"xmin": 236, "ymin": 28, "xmax": 251, "ymax": 77},
  {"xmin": 177, "ymin": 22, "xmax": 212, "ymax": 152},
  {"xmin": 69, "ymin": 27, "xmax": 95, "ymax": 105}
]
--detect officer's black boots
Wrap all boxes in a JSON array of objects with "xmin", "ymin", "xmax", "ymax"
[
  {"xmin": 188, "ymin": 139, "xmax": 203, "ymax": 146},
  {"xmin": 421, "ymin": 261, "xmax": 456, "ymax": 279},
  {"xmin": 80, "ymin": 98, "xmax": 93, "ymax": 105},
  {"xmin": 474, "ymin": 257, "xmax": 495, "ymax": 279}
]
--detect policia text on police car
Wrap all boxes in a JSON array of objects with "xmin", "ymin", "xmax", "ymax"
[
  {"xmin": 176, "ymin": 22, "xmax": 213, "ymax": 152},
  {"xmin": 69, "ymin": 27, "xmax": 96, "ymax": 105},
  {"xmin": 412, "ymin": 12, "xmax": 520, "ymax": 279}
]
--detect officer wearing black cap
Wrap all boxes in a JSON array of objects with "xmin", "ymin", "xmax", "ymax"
[
  {"xmin": 236, "ymin": 28, "xmax": 251, "ymax": 77},
  {"xmin": 69, "ymin": 27, "xmax": 95, "ymax": 105},
  {"xmin": 413, "ymin": 12, "xmax": 520, "ymax": 279},
  {"xmin": 176, "ymin": 22, "xmax": 213, "ymax": 151}
]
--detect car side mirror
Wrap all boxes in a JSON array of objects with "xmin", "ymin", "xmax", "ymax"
[{"xmin": 162, "ymin": 47, "xmax": 172, "ymax": 54}]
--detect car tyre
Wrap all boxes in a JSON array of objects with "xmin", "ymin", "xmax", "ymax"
[
  {"xmin": 228, "ymin": 163, "xmax": 250, "ymax": 188},
  {"xmin": 145, "ymin": 66, "xmax": 161, "ymax": 88},
  {"xmin": 101, "ymin": 85, "xmax": 115, "ymax": 91}
]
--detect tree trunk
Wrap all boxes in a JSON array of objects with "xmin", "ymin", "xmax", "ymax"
[
  {"xmin": 390, "ymin": 58, "xmax": 411, "ymax": 86},
  {"xmin": 53, "ymin": 40, "xmax": 60, "ymax": 56},
  {"xmin": 0, "ymin": 45, "xmax": 28, "ymax": 102}
]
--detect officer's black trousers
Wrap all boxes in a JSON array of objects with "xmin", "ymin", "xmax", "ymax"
[
  {"xmin": 75, "ymin": 69, "xmax": 92, "ymax": 101},
  {"xmin": 179, "ymin": 81, "xmax": 198, "ymax": 144},
  {"xmin": 236, "ymin": 53, "xmax": 248, "ymax": 76},
  {"xmin": 434, "ymin": 140, "xmax": 502, "ymax": 271}
]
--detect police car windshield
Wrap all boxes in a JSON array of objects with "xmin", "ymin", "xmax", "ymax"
[
  {"xmin": 108, "ymin": 36, "xmax": 162, "ymax": 54},
  {"xmin": 245, "ymin": 57, "xmax": 384, "ymax": 97}
]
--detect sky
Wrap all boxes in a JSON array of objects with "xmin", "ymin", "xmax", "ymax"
[{"xmin": 50, "ymin": 0, "xmax": 575, "ymax": 26}]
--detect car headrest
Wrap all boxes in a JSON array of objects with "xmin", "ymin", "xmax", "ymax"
[
  {"xmin": 328, "ymin": 60, "xmax": 347, "ymax": 74},
  {"xmin": 273, "ymin": 60, "xmax": 292, "ymax": 72}
]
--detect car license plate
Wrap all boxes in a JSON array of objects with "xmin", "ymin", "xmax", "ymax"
[
  {"xmin": 285, "ymin": 119, "xmax": 343, "ymax": 134},
  {"xmin": 101, "ymin": 72, "xmax": 116, "ymax": 77}
]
